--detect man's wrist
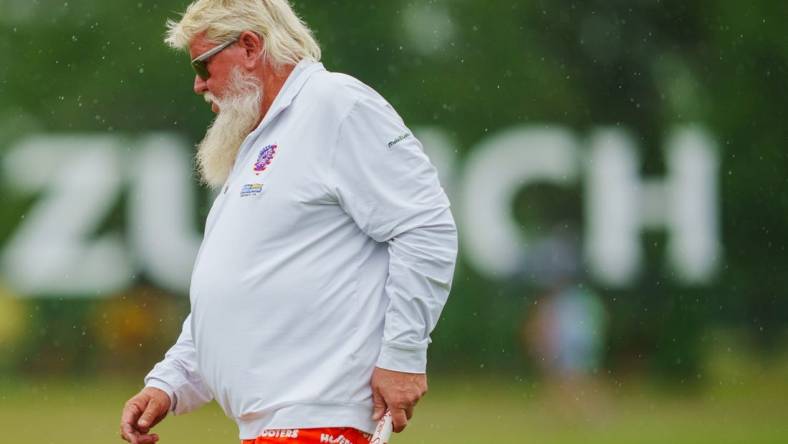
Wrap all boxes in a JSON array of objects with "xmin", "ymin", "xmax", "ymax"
[
  {"xmin": 376, "ymin": 342, "xmax": 428, "ymax": 373},
  {"xmin": 144, "ymin": 378, "xmax": 177, "ymax": 412}
]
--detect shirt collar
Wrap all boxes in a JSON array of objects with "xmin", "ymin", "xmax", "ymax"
[
  {"xmin": 253, "ymin": 59, "xmax": 325, "ymax": 132},
  {"xmin": 228, "ymin": 60, "xmax": 323, "ymax": 181}
]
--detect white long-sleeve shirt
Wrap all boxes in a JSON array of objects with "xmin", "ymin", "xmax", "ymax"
[{"xmin": 144, "ymin": 61, "xmax": 457, "ymax": 439}]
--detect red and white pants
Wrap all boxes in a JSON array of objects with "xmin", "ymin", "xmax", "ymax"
[{"xmin": 242, "ymin": 428, "xmax": 371, "ymax": 444}]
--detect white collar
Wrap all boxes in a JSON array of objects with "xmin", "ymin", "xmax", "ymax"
[{"xmin": 253, "ymin": 60, "xmax": 325, "ymax": 134}]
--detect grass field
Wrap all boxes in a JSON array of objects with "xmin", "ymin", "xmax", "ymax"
[{"xmin": 1, "ymin": 350, "xmax": 787, "ymax": 444}]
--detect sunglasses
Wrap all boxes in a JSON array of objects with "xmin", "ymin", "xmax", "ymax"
[{"xmin": 191, "ymin": 37, "xmax": 238, "ymax": 80}]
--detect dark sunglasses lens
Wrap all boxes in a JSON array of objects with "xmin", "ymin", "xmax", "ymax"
[{"xmin": 192, "ymin": 61, "xmax": 210, "ymax": 80}]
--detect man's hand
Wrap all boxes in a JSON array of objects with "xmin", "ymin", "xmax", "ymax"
[
  {"xmin": 120, "ymin": 387, "xmax": 171, "ymax": 444},
  {"xmin": 370, "ymin": 367, "xmax": 427, "ymax": 433}
]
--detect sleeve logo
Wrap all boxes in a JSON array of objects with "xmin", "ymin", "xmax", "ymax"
[{"xmin": 387, "ymin": 133, "xmax": 411, "ymax": 149}]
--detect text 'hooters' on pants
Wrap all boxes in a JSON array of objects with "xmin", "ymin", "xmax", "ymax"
[{"xmin": 242, "ymin": 427, "xmax": 372, "ymax": 444}]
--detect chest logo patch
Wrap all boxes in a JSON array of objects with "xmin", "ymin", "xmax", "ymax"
[
  {"xmin": 240, "ymin": 183, "xmax": 264, "ymax": 197},
  {"xmin": 253, "ymin": 144, "xmax": 278, "ymax": 174}
]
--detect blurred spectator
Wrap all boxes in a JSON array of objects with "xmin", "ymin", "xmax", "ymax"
[{"xmin": 522, "ymin": 228, "xmax": 608, "ymax": 379}]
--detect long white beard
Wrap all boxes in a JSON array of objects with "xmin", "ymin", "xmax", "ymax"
[{"xmin": 196, "ymin": 68, "xmax": 263, "ymax": 188}]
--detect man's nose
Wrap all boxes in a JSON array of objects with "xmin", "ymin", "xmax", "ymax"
[{"xmin": 194, "ymin": 75, "xmax": 208, "ymax": 95}]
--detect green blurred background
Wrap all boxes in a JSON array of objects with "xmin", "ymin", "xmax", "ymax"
[{"xmin": 1, "ymin": 1, "xmax": 787, "ymax": 442}]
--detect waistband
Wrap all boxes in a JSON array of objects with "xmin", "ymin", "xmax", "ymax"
[
  {"xmin": 242, "ymin": 427, "xmax": 371, "ymax": 444},
  {"xmin": 236, "ymin": 402, "xmax": 377, "ymax": 440}
]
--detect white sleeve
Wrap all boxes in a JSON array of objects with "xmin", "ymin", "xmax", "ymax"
[
  {"xmin": 330, "ymin": 96, "xmax": 458, "ymax": 373},
  {"xmin": 144, "ymin": 314, "xmax": 213, "ymax": 415}
]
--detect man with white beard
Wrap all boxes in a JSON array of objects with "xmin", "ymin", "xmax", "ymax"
[{"xmin": 119, "ymin": 1, "xmax": 457, "ymax": 444}]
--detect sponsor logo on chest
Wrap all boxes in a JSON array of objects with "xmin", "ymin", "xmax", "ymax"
[
  {"xmin": 240, "ymin": 143, "xmax": 278, "ymax": 197},
  {"xmin": 253, "ymin": 143, "xmax": 278, "ymax": 174},
  {"xmin": 240, "ymin": 183, "xmax": 264, "ymax": 197}
]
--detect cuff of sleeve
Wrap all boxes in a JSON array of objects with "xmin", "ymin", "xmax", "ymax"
[
  {"xmin": 144, "ymin": 378, "xmax": 178, "ymax": 413},
  {"xmin": 376, "ymin": 343, "xmax": 428, "ymax": 373}
]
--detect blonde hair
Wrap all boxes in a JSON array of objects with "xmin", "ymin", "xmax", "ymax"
[{"xmin": 165, "ymin": 0, "xmax": 321, "ymax": 67}]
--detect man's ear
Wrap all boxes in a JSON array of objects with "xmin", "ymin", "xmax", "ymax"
[{"xmin": 238, "ymin": 31, "xmax": 264, "ymax": 69}]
